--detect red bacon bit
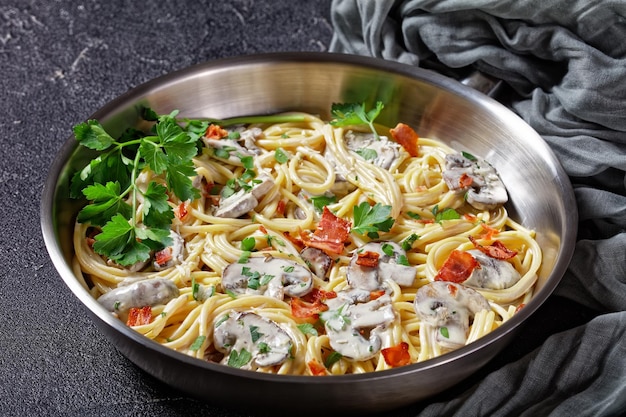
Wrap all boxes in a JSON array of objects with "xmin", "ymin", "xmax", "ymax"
[
  {"xmin": 126, "ymin": 306, "xmax": 152, "ymax": 326},
  {"xmin": 283, "ymin": 232, "xmax": 305, "ymax": 250},
  {"xmin": 515, "ymin": 303, "xmax": 526, "ymax": 313},
  {"xmin": 277, "ymin": 199, "xmax": 287, "ymax": 216},
  {"xmin": 480, "ymin": 223, "xmax": 500, "ymax": 240},
  {"xmin": 175, "ymin": 202, "xmax": 189, "ymax": 221},
  {"xmin": 459, "ymin": 173, "xmax": 474, "ymax": 188},
  {"xmin": 446, "ymin": 283, "xmax": 458, "ymax": 297},
  {"xmin": 417, "ymin": 218, "xmax": 435, "ymax": 224},
  {"xmin": 435, "ymin": 250, "xmax": 480, "ymax": 283},
  {"xmin": 300, "ymin": 207, "xmax": 351, "ymax": 255},
  {"xmin": 356, "ymin": 251, "xmax": 380, "ymax": 267},
  {"xmin": 463, "ymin": 213, "xmax": 478, "ymax": 222},
  {"xmin": 259, "ymin": 225, "xmax": 268, "ymax": 234},
  {"xmin": 154, "ymin": 247, "xmax": 173, "ymax": 267},
  {"xmin": 370, "ymin": 290, "xmax": 386, "ymax": 300},
  {"xmin": 381, "ymin": 342, "xmax": 411, "ymax": 367},
  {"xmin": 390, "ymin": 123, "xmax": 420, "ymax": 157},
  {"xmin": 307, "ymin": 359, "xmax": 328, "ymax": 376},
  {"xmin": 205, "ymin": 124, "xmax": 228, "ymax": 139},
  {"xmin": 469, "ymin": 236, "xmax": 518, "ymax": 260},
  {"xmin": 290, "ymin": 288, "xmax": 337, "ymax": 319}
]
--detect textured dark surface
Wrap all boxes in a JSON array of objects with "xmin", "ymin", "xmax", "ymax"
[{"xmin": 0, "ymin": 1, "xmax": 600, "ymax": 416}]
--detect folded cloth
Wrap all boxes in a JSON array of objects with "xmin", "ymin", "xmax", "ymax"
[{"xmin": 330, "ymin": 1, "xmax": 626, "ymax": 415}]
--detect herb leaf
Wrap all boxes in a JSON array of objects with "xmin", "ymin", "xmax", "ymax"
[
  {"xmin": 351, "ymin": 202, "xmax": 395, "ymax": 237},
  {"xmin": 73, "ymin": 120, "xmax": 116, "ymax": 151},
  {"xmin": 228, "ymin": 348, "xmax": 252, "ymax": 368},
  {"xmin": 330, "ymin": 102, "xmax": 384, "ymax": 139}
]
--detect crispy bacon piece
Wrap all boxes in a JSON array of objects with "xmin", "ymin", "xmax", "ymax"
[
  {"xmin": 469, "ymin": 236, "xmax": 518, "ymax": 260},
  {"xmin": 381, "ymin": 342, "xmax": 411, "ymax": 367},
  {"xmin": 290, "ymin": 288, "xmax": 337, "ymax": 319},
  {"xmin": 175, "ymin": 202, "xmax": 189, "ymax": 221},
  {"xmin": 356, "ymin": 251, "xmax": 380, "ymax": 267},
  {"xmin": 434, "ymin": 250, "xmax": 480, "ymax": 283},
  {"xmin": 154, "ymin": 247, "xmax": 173, "ymax": 267},
  {"xmin": 370, "ymin": 289, "xmax": 386, "ymax": 300},
  {"xmin": 126, "ymin": 306, "xmax": 152, "ymax": 326},
  {"xmin": 459, "ymin": 173, "xmax": 474, "ymax": 188},
  {"xmin": 307, "ymin": 359, "xmax": 328, "ymax": 376},
  {"xmin": 204, "ymin": 124, "xmax": 228, "ymax": 139},
  {"xmin": 300, "ymin": 207, "xmax": 351, "ymax": 255},
  {"xmin": 277, "ymin": 199, "xmax": 287, "ymax": 216},
  {"xmin": 283, "ymin": 232, "xmax": 305, "ymax": 251},
  {"xmin": 390, "ymin": 122, "xmax": 420, "ymax": 157},
  {"xmin": 480, "ymin": 223, "xmax": 500, "ymax": 240}
]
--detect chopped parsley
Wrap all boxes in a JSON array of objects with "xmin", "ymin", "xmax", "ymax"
[
  {"xmin": 351, "ymin": 202, "xmax": 395, "ymax": 239},
  {"xmin": 227, "ymin": 348, "xmax": 252, "ymax": 368},
  {"xmin": 432, "ymin": 205, "xmax": 461, "ymax": 223},
  {"xmin": 330, "ymin": 101, "xmax": 384, "ymax": 140},
  {"xmin": 189, "ymin": 335, "xmax": 206, "ymax": 351},
  {"xmin": 274, "ymin": 148, "xmax": 289, "ymax": 164}
]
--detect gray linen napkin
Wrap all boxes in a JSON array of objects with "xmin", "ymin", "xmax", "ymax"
[{"xmin": 330, "ymin": 1, "xmax": 626, "ymax": 415}]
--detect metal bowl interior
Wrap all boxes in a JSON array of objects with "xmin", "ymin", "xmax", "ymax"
[{"xmin": 41, "ymin": 52, "xmax": 577, "ymax": 415}]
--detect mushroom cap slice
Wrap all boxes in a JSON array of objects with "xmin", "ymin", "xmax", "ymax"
[
  {"xmin": 463, "ymin": 250, "xmax": 522, "ymax": 290},
  {"xmin": 221, "ymin": 256, "xmax": 313, "ymax": 300},
  {"xmin": 414, "ymin": 281, "xmax": 490, "ymax": 348},
  {"xmin": 346, "ymin": 241, "xmax": 416, "ymax": 290},
  {"xmin": 97, "ymin": 278, "xmax": 179, "ymax": 313},
  {"xmin": 213, "ymin": 311, "xmax": 293, "ymax": 368}
]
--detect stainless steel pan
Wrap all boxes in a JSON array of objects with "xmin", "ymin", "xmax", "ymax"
[{"xmin": 41, "ymin": 52, "xmax": 576, "ymax": 415}]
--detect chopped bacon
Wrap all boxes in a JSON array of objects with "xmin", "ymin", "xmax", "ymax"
[
  {"xmin": 205, "ymin": 124, "xmax": 228, "ymax": 139},
  {"xmin": 307, "ymin": 359, "xmax": 328, "ymax": 376},
  {"xmin": 175, "ymin": 202, "xmax": 189, "ymax": 221},
  {"xmin": 283, "ymin": 232, "xmax": 305, "ymax": 250},
  {"xmin": 126, "ymin": 306, "xmax": 152, "ymax": 326},
  {"xmin": 277, "ymin": 199, "xmax": 287, "ymax": 216},
  {"xmin": 469, "ymin": 236, "xmax": 518, "ymax": 260},
  {"xmin": 459, "ymin": 173, "xmax": 473, "ymax": 188},
  {"xmin": 290, "ymin": 288, "xmax": 336, "ymax": 319},
  {"xmin": 463, "ymin": 213, "xmax": 478, "ymax": 222},
  {"xmin": 515, "ymin": 303, "xmax": 526, "ymax": 313},
  {"xmin": 446, "ymin": 283, "xmax": 458, "ymax": 297},
  {"xmin": 155, "ymin": 247, "xmax": 173, "ymax": 267},
  {"xmin": 356, "ymin": 251, "xmax": 380, "ymax": 267},
  {"xmin": 370, "ymin": 289, "xmax": 386, "ymax": 300},
  {"xmin": 259, "ymin": 225, "xmax": 268, "ymax": 234},
  {"xmin": 390, "ymin": 123, "xmax": 420, "ymax": 157},
  {"xmin": 434, "ymin": 250, "xmax": 480, "ymax": 283},
  {"xmin": 480, "ymin": 223, "xmax": 500, "ymax": 240},
  {"xmin": 300, "ymin": 207, "xmax": 351, "ymax": 255},
  {"xmin": 417, "ymin": 218, "xmax": 435, "ymax": 224},
  {"xmin": 381, "ymin": 342, "xmax": 411, "ymax": 367}
]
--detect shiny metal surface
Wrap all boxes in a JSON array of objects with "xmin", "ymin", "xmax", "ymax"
[{"xmin": 41, "ymin": 52, "xmax": 577, "ymax": 415}]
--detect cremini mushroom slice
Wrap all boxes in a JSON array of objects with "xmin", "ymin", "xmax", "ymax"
[
  {"xmin": 213, "ymin": 311, "xmax": 293, "ymax": 368},
  {"xmin": 97, "ymin": 278, "xmax": 179, "ymax": 314},
  {"xmin": 463, "ymin": 250, "xmax": 521, "ymax": 290},
  {"xmin": 414, "ymin": 281, "xmax": 490, "ymax": 349},
  {"xmin": 346, "ymin": 241, "xmax": 416, "ymax": 290}
]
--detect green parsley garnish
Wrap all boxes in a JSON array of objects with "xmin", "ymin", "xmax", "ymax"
[
  {"xmin": 71, "ymin": 110, "xmax": 200, "ymax": 266},
  {"xmin": 440, "ymin": 327, "xmax": 450, "ymax": 339},
  {"xmin": 249, "ymin": 325, "xmax": 264, "ymax": 343},
  {"xmin": 381, "ymin": 243, "xmax": 395, "ymax": 257},
  {"xmin": 432, "ymin": 205, "xmax": 461, "ymax": 223},
  {"xmin": 297, "ymin": 323, "xmax": 319, "ymax": 336},
  {"xmin": 227, "ymin": 348, "xmax": 252, "ymax": 368},
  {"xmin": 310, "ymin": 195, "xmax": 336, "ymax": 213},
  {"xmin": 462, "ymin": 151, "xmax": 477, "ymax": 161},
  {"xmin": 330, "ymin": 101, "xmax": 384, "ymax": 140},
  {"xmin": 324, "ymin": 351, "xmax": 343, "ymax": 368},
  {"xmin": 402, "ymin": 233, "xmax": 419, "ymax": 251},
  {"xmin": 274, "ymin": 148, "xmax": 289, "ymax": 164},
  {"xmin": 241, "ymin": 237, "xmax": 256, "ymax": 252},
  {"xmin": 355, "ymin": 148, "xmax": 378, "ymax": 161},
  {"xmin": 189, "ymin": 335, "xmax": 206, "ymax": 351},
  {"xmin": 351, "ymin": 202, "xmax": 395, "ymax": 239}
]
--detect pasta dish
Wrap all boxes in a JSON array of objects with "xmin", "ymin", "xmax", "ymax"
[{"xmin": 71, "ymin": 105, "xmax": 542, "ymax": 375}]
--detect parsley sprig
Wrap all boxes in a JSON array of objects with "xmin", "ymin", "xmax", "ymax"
[
  {"xmin": 351, "ymin": 202, "xmax": 395, "ymax": 239},
  {"xmin": 330, "ymin": 101, "xmax": 384, "ymax": 140},
  {"xmin": 71, "ymin": 110, "xmax": 200, "ymax": 266}
]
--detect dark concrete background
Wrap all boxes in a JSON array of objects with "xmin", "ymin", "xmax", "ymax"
[{"xmin": 0, "ymin": 1, "xmax": 597, "ymax": 416}]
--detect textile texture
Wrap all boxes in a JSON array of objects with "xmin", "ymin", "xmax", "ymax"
[{"xmin": 330, "ymin": 1, "xmax": 626, "ymax": 416}]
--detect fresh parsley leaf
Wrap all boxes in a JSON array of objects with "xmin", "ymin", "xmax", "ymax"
[
  {"xmin": 73, "ymin": 120, "xmax": 116, "ymax": 151},
  {"xmin": 401, "ymin": 233, "xmax": 419, "ymax": 251},
  {"xmin": 192, "ymin": 277, "xmax": 200, "ymax": 301},
  {"xmin": 228, "ymin": 348, "xmax": 252, "ymax": 368},
  {"xmin": 407, "ymin": 211, "xmax": 421, "ymax": 220},
  {"xmin": 462, "ymin": 151, "xmax": 477, "ymax": 161},
  {"xmin": 257, "ymin": 342, "xmax": 271, "ymax": 354},
  {"xmin": 324, "ymin": 351, "xmax": 343, "ymax": 368},
  {"xmin": 92, "ymin": 214, "xmax": 152, "ymax": 266},
  {"xmin": 330, "ymin": 101, "xmax": 384, "ymax": 139},
  {"xmin": 241, "ymin": 237, "xmax": 256, "ymax": 251},
  {"xmin": 397, "ymin": 254, "xmax": 410, "ymax": 266},
  {"xmin": 440, "ymin": 327, "xmax": 450, "ymax": 338},
  {"xmin": 351, "ymin": 202, "xmax": 395, "ymax": 236},
  {"xmin": 238, "ymin": 251, "xmax": 251, "ymax": 263},
  {"xmin": 310, "ymin": 195, "xmax": 336, "ymax": 213},
  {"xmin": 381, "ymin": 243, "xmax": 394, "ymax": 257},
  {"xmin": 190, "ymin": 335, "xmax": 206, "ymax": 351},
  {"xmin": 249, "ymin": 325, "xmax": 264, "ymax": 343},
  {"xmin": 355, "ymin": 148, "xmax": 378, "ymax": 161},
  {"xmin": 274, "ymin": 148, "xmax": 289, "ymax": 164},
  {"xmin": 297, "ymin": 323, "xmax": 318, "ymax": 336},
  {"xmin": 432, "ymin": 205, "xmax": 461, "ymax": 223},
  {"xmin": 142, "ymin": 182, "xmax": 174, "ymax": 229}
]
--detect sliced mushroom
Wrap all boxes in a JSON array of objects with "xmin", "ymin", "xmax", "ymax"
[
  {"xmin": 321, "ymin": 292, "xmax": 396, "ymax": 361},
  {"xmin": 203, "ymin": 137, "xmax": 255, "ymax": 164},
  {"xmin": 214, "ymin": 174, "xmax": 275, "ymax": 218},
  {"xmin": 153, "ymin": 230, "xmax": 185, "ymax": 271},
  {"xmin": 213, "ymin": 311, "xmax": 293, "ymax": 368},
  {"xmin": 442, "ymin": 153, "xmax": 508, "ymax": 210},
  {"xmin": 414, "ymin": 281, "xmax": 490, "ymax": 349},
  {"xmin": 345, "ymin": 131, "xmax": 401, "ymax": 170},
  {"xmin": 221, "ymin": 256, "xmax": 313, "ymax": 300},
  {"xmin": 346, "ymin": 242, "xmax": 416, "ymax": 291},
  {"xmin": 463, "ymin": 250, "xmax": 521, "ymax": 290},
  {"xmin": 97, "ymin": 278, "xmax": 179, "ymax": 313},
  {"xmin": 300, "ymin": 247, "xmax": 332, "ymax": 279}
]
